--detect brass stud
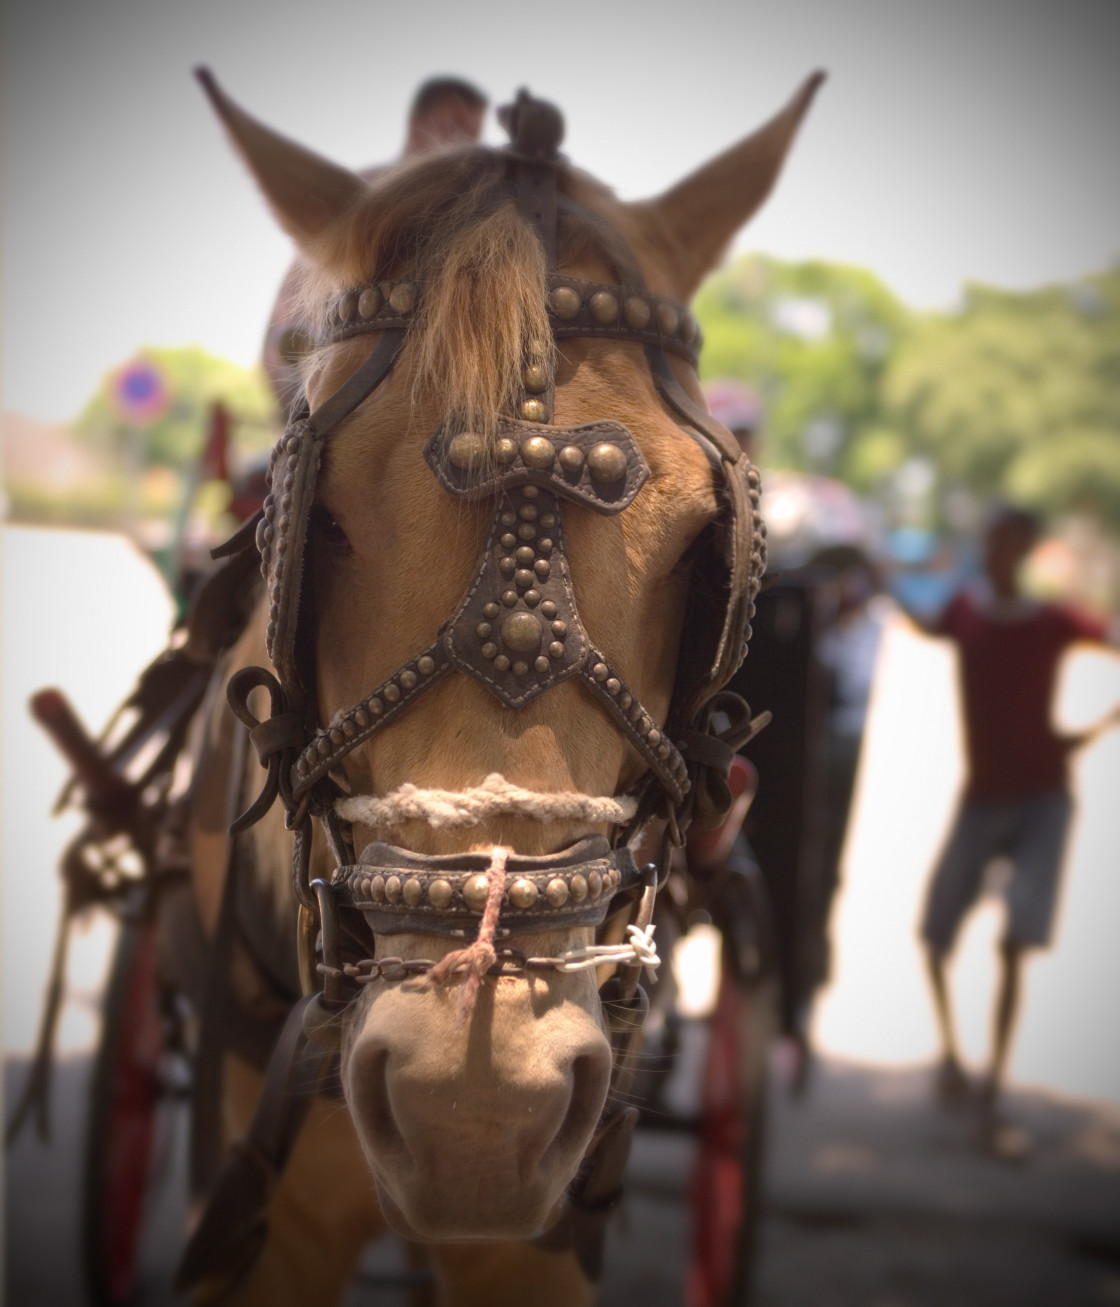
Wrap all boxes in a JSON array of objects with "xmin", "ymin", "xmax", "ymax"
[
  {"xmin": 399, "ymin": 670, "xmax": 417, "ymax": 691},
  {"xmin": 548, "ymin": 641, "xmax": 565, "ymax": 659},
  {"xmin": 358, "ymin": 286, "xmax": 382, "ymax": 318},
  {"xmin": 500, "ymin": 557, "xmax": 516, "ymax": 576},
  {"xmin": 428, "ymin": 878, "xmax": 453, "ymax": 910},
  {"xmin": 548, "ymin": 285, "xmax": 581, "ymax": 320},
  {"xmin": 537, "ymin": 537, "xmax": 553, "ymax": 554},
  {"xmin": 481, "ymin": 642, "xmax": 498, "ymax": 659},
  {"xmin": 515, "ymin": 568, "xmax": 534, "ymax": 588},
  {"xmin": 403, "ymin": 877, "xmax": 424, "ymax": 907},
  {"xmin": 534, "ymin": 560, "xmax": 551, "ymax": 580},
  {"xmin": 569, "ymin": 874, "xmax": 589, "ymax": 903},
  {"xmin": 522, "ymin": 484, "xmax": 540, "ymax": 499},
  {"xmin": 502, "ymin": 590, "xmax": 519, "ymax": 607},
  {"xmin": 587, "ymin": 442, "xmax": 628, "ymax": 483},
  {"xmin": 678, "ymin": 312, "xmax": 698, "ymax": 344},
  {"xmin": 656, "ymin": 302, "xmax": 679, "ymax": 336},
  {"xmin": 521, "ymin": 398, "xmax": 548, "ymax": 423},
  {"xmin": 516, "ymin": 546, "xmax": 536, "ymax": 565},
  {"xmin": 541, "ymin": 601, "xmax": 558, "ymax": 618},
  {"xmin": 647, "ymin": 728, "xmax": 661, "ymax": 747},
  {"xmin": 524, "ymin": 589, "xmax": 541, "ymax": 606},
  {"xmin": 508, "ymin": 877, "xmax": 539, "ymax": 909},
  {"xmin": 388, "ymin": 281, "xmax": 417, "ymax": 313},
  {"xmin": 476, "ymin": 622, "xmax": 493, "ymax": 639},
  {"xmin": 592, "ymin": 662, "xmax": 609, "ymax": 681},
  {"xmin": 494, "ymin": 654, "xmax": 511, "ymax": 671},
  {"xmin": 495, "ymin": 437, "xmax": 519, "ymax": 464},
  {"xmin": 502, "ymin": 612, "xmax": 543, "ymax": 653},
  {"xmin": 385, "ymin": 875, "xmax": 403, "ymax": 904},
  {"xmin": 606, "ymin": 678, "xmax": 621, "ymax": 695},
  {"xmin": 368, "ymin": 697, "xmax": 384, "ymax": 715},
  {"xmin": 657, "ymin": 741, "xmax": 672, "ymax": 760},
  {"xmin": 517, "ymin": 523, "xmax": 538, "ymax": 541},
  {"xmin": 619, "ymin": 692, "xmax": 633, "ymax": 710},
  {"xmin": 330, "ymin": 727, "xmax": 344, "ymax": 745},
  {"xmin": 463, "ymin": 873, "xmax": 490, "ymax": 912},
  {"xmin": 501, "ymin": 511, "xmax": 517, "ymax": 526},
  {"xmin": 588, "ymin": 871, "xmax": 603, "ymax": 899},
  {"xmin": 589, "ymin": 290, "xmax": 620, "ymax": 324},
  {"xmin": 518, "ymin": 504, "xmax": 538, "ymax": 520},
  {"xmin": 558, "ymin": 445, "xmax": 585, "ymax": 475},
  {"xmin": 624, "ymin": 296, "xmax": 651, "ymax": 330},
  {"xmin": 370, "ymin": 875, "xmax": 386, "ymax": 903},
  {"xmin": 522, "ymin": 362, "xmax": 549, "ymax": 393},
  {"xmin": 521, "ymin": 436, "xmax": 556, "ymax": 469},
  {"xmin": 317, "ymin": 737, "xmax": 332, "ymax": 757},
  {"xmin": 539, "ymin": 513, "xmax": 556, "ymax": 528},
  {"xmin": 545, "ymin": 877, "xmax": 569, "ymax": 907},
  {"xmin": 534, "ymin": 656, "xmax": 550, "ymax": 673},
  {"xmin": 354, "ymin": 708, "xmax": 371, "ymax": 728},
  {"xmin": 483, "ymin": 602, "xmax": 500, "ymax": 619},
  {"xmin": 343, "ymin": 720, "xmax": 357, "ymax": 738},
  {"xmin": 512, "ymin": 660, "xmax": 529, "ymax": 675},
  {"xmin": 383, "ymin": 683, "xmax": 401, "ymax": 704},
  {"xmin": 338, "ymin": 292, "xmax": 357, "ymax": 322},
  {"xmin": 501, "ymin": 533, "xmax": 517, "ymax": 549},
  {"xmin": 449, "ymin": 432, "xmax": 487, "ymax": 470}
]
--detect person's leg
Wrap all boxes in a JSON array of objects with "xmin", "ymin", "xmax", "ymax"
[
  {"xmin": 925, "ymin": 944, "xmax": 970, "ymax": 1103},
  {"xmin": 984, "ymin": 940, "xmax": 1025, "ymax": 1112},
  {"xmin": 981, "ymin": 791, "xmax": 1072, "ymax": 1127},
  {"xmin": 920, "ymin": 799, "xmax": 1005, "ymax": 1099}
]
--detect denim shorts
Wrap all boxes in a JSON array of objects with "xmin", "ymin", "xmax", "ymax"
[{"xmin": 920, "ymin": 790, "xmax": 1073, "ymax": 954}]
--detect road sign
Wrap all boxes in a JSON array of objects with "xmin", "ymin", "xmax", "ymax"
[{"xmin": 110, "ymin": 358, "xmax": 171, "ymax": 426}]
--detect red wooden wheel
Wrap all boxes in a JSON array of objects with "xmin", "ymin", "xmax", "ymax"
[
  {"xmin": 686, "ymin": 958, "xmax": 770, "ymax": 1307},
  {"xmin": 83, "ymin": 909, "xmax": 166, "ymax": 1307}
]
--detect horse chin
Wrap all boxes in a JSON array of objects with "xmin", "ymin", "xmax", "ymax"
[{"xmin": 341, "ymin": 952, "xmax": 612, "ymax": 1243}]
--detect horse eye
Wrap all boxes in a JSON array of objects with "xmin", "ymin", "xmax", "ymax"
[{"xmin": 310, "ymin": 503, "xmax": 352, "ymax": 555}]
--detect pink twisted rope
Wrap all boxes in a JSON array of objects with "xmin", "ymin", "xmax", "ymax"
[{"xmin": 425, "ymin": 846, "xmax": 510, "ymax": 1026}]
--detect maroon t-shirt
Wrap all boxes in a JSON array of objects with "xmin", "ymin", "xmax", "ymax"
[{"xmin": 937, "ymin": 590, "xmax": 1107, "ymax": 799}]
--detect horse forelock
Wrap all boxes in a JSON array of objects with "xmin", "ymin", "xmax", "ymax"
[{"xmin": 296, "ymin": 149, "xmax": 648, "ymax": 443}]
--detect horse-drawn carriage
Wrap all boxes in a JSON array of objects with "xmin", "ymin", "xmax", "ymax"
[{"xmin": 9, "ymin": 69, "xmax": 823, "ymax": 1305}]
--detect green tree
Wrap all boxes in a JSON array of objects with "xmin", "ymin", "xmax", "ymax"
[
  {"xmin": 694, "ymin": 254, "xmax": 914, "ymax": 486},
  {"xmin": 882, "ymin": 267, "xmax": 1120, "ymax": 530}
]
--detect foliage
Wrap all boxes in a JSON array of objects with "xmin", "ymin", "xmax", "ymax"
[
  {"xmin": 694, "ymin": 253, "xmax": 1120, "ymax": 535},
  {"xmin": 881, "ymin": 268, "xmax": 1120, "ymax": 530},
  {"xmin": 693, "ymin": 254, "xmax": 914, "ymax": 487},
  {"xmin": 74, "ymin": 345, "xmax": 275, "ymax": 472}
]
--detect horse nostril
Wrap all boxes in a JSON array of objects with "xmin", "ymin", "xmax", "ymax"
[
  {"xmin": 350, "ymin": 1043, "xmax": 407, "ymax": 1163},
  {"xmin": 549, "ymin": 1047, "xmax": 612, "ymax": 1161}
]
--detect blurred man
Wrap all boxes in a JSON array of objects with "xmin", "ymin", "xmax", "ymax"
[
  {"xmin": 897, "ymin": 504, "xmax": 1119, "ymax": 1154},
  {"xmin": 262, "ymin": 77, "xmax": 487, "ymax": 415}
]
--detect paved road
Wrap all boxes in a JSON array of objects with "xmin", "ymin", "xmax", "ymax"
[{"xmin": 7, "ymin": 1048, "xmax": 1120, "ymax": 1305}]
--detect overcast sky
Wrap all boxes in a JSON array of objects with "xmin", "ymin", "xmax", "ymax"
[{"xmin": 3, "ymin": 0, "xmax": 1118, "ymax": 424}]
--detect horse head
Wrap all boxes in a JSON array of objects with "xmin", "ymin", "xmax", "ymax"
[{"xmin": 199, "ymin": 69, "xmax": 822, "ymax": 1247}]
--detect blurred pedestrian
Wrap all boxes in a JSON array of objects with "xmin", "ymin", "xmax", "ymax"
[
  {"xmin": 262, "ymin": 77, "xmax": 488, "ymax": 416},
  {"xmin": 895, "ymin": 503, "xmax": 1119, "ymax": 1154}
]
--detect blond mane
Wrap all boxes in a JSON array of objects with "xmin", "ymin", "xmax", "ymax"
[{"xmin": 296, "ymin": 148, "xmax": 639, "ymax": 439}]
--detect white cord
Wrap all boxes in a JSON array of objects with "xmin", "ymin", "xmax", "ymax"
[
  {"xmin": 336, "ymin": 772, "xmax": 637, "ymax": 829},
  {"xmin": 551, "ymin": 923, "xmax": 660, "ymax": 982}
]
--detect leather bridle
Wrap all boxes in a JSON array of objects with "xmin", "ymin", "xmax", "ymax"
[
  {"xmin": 179, "ymin": 88, "xmax": 770, "ymax": 1293},
  {"xmin": 219, "ymin": 89, "xmax": 767, "ymax": 1011}
]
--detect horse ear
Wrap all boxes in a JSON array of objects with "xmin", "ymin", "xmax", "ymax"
[
  {"xmin": 195, "ymin": 66, "xmax": 366, "ymax": 247},
  {"xmin": 630, "ymin": 71, "xmax": 826, "ymax": 301}
]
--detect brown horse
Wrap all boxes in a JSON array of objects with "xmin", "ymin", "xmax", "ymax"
[{"xmin": 183, "ymin": 70, "xmax": 823, "ymax": 1306}]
